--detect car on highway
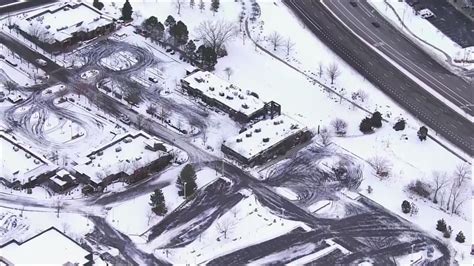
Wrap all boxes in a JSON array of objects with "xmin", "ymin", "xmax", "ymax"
[
  {"xmin": 35, "ymin": 59, "xmax": 47, "ymax": 66},
  {"xmin": 349, "ymin": 1, "xmax": 358, "ymax": 7},
  {"xmin": 119, "ymin": 114, "xmax": 131, "ymax": 125},
  {"xmin": 371, "ymin": 22, "xmax": 380, "ymax": 28},
  {"xmin": 148, "ymin": 77, "xmax": 159, "ymax": 83}
]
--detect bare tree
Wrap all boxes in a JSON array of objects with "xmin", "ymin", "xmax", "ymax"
[
  {"xmin": 146, "ymin": 104, "xmax": 157, "ymax": 117},
  {"xmin": 175, "ymin": 0, "xmax": 184, "ymax": 15},
  {"xmin": 28, "ymin": 22, "xmax": 47, "ymax": 48},
  {"xmin": 146, "ymin": 209, "xmax": 154, "ymax": 225},
  {"xmin": 216, "ymin": 217, "xmax": 235, "ymax": 239},
  {"xmin": 55, "ymin": 199, "xmax": 63, "ymax": 218},
  {"xmin": 319, "ymin": 127, "xmax": 331, "ymax": 146},
  {"xmin": 327, "ymin": 62, "xmax": 341, "ymax": 84},
  {"xmin": 284, "ymin": 37, "xmax": 295, "ymax": 56},
  {"xmin": 267, "ymin": 31, "xmax": 283, "ymax": 51},
  {"xmin": 330, "ymin": 118, "xmax": 347, "ymax": 136},
  {"xmin": 356, "ymin": 89, "xmax": 368, "ymax": 102},
  {"xmin": 369, "ymin": 156, "xmax": 391, "ymax": 179},
  {"xmin": 199, "ymin": 0, "xmax": 205, "ymax": 12},
  {"xmin": 190, "ymin": 0, "xmax": 195, "ymax": 9},
  {"xmin": 197, "ymin": 20, "xmax": 238, "ymax": 54},
  {"xmin": 2, "ymin": 81, "xmax": 16, "ymax": 94},
  {"xmin": 202, "ymin": 129, "xmax": 208, "ymax": 145},
  {"xmin": 230, "ymin": 207, "xmax": 239, "ymax": 218},
  {"xmin": 136, "ymin": 114, "xmax": 147, "ymax": 130},
  {"xmin": 446, "ymin": 164, "xmax": 471, "ymax": 213},
  {"xmin": 223, "ymin": 67, "xmax": 233, "ymax": 80},
  {"xmin": 431, "ymin": 171, "xmax": 449, "ymax": 204},
  {"xmin": 160, "ymin": 107, "xmax": 171, "ymax": 123},
  {"xmin": 132, "ymin": 10, "xmax": 142, "ymax": 22},
  {"xmin": 317, "ymin": 62, "xmax": 324, "ymax": 78}
]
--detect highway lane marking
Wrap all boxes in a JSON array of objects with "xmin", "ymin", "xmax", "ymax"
[
  {"xmin": 327, "ymin": 0, "xmax": 472, "ymax": 108},
  {"xmin": 359, "ymin": 2, "xmax": 374, "ymax": 18}
]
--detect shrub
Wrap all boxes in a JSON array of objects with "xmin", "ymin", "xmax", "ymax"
[
  {"xmin": 455, "ymin": 231, "xmax": 465, "ymax": 243},
  {"xmin": 436, "ymin": 219, "xmax": 446, "ymax": 232},
  {"xmin": 407, "ymin": 180, "xmax": 431, "ymax": 198},
  {"xmin": 401, "ymin": 200, "xmax": 411, "ymax": 214}
]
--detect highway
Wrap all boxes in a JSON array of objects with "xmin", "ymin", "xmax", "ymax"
[
  {"xmin": 284, "ymin": 0, "xmax": 474, "ymax": 157},
  {"xmin": 0, "ymin": 0, "xmax": 57, "ymax": 15},
  {"xmin": 325, "ymin": 0, "xmax": 473, "ymax": 114}
]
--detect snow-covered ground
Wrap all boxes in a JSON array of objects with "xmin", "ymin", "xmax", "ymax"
[
  {"xmin": 369, "ymin": 0, "xmax": 474, "ymax": 70},
  {"xmin": 105, "ymin": 167, "xmax": 219, "ymax": 237},
  {"xmin": 144, "ymin": 188, "xmax": 310, "ymax": 264}
]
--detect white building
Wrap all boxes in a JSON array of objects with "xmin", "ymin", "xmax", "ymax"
[{"xmin": 0, "ymin": 227, "xmax": 92, "ymax": 265}]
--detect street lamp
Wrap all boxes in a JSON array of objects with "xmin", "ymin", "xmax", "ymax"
[{"xmin": 183, "ymin": 181, "xmax": 187, "ymax": 199}]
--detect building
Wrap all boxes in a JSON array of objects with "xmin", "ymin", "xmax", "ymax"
[
  {"xmin": 0, "ymin": 132, "xmax": 57, "ymax": 189},
  {"xmin": 46, "ymin": 169, "xmax": 78, "ymax": 193},
  {"xmin": 73, "ymin": 131, "xmax": 171, "ymax": 188},
  {"xmin": 0, "ymin": 227, "xmax": 92, "ymax": 265},
  {"xmin": 181, "ymin": 70, "xmax": 281, "ymax": 123},
  {"xmin": 221, "ymin": 115, "xmax": 312, "ymax": 165},
  {"xmin": 17, "ymin": 3, "xmax": 115, "ymax": 50}
]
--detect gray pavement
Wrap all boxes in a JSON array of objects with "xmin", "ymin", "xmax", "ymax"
[{"xmin": 284, "ymin": 0, "xmax": 474, "ymax": 157}]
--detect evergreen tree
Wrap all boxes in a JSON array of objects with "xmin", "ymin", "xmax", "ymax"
[
  {"xmin": 197, "ymin": 45, "xmax": 217, "ymax": 70},
  {"xmin": 359, "ymin": 117, "xmax": 373, "ymax": 134},
  {"xmin": 121, "ymin": 0, "xmax": 133, "ymax": 21},
  {"xmin": 393, "ymin": 119, "xmax": 406, "ymax": 131},
  {"xmin": 370, "ymin": 111, "xmax": 382, "ymax": 128},
  {"xmin": 455, "ymin": 231, "xmax": 465, "ymax": 243},
  {"xmin": 184, "ymin": 40, "xmax": 197, "ymax": 58},
  {"xmin": 176, "ymin": 164, "xmax": 197, "ymax": 197},
  {"xmin": 93, "ymin": 0, "xmax": 104, "ymax": 10},
  {"xmin": 143, "ymin": 16, "xmax": 158, "ymax": 31},
  {"xmin": 436, "ymin": 218, "xmax": 446, "ymax": 232},
  {"xmin": 401, "ymin": 200, "xmax": 411, "ymax": 214},
  {"xmin": 417, "ymin": 126, "xmax": 428, "ymax": 141},
  {"xmin": 170, "ymin": 21, "xmax": 189, "ymax": 46},
  {"xmin": 149, "ymin": 188, "xmax": 167, "ymax": 215},
  {"xmin": 210, "ymin": 0, "xmax": 220, "ymax": 14},
  {"xmin": 164, "ymin": 15, "xmax": 176, "ymax": 28}
]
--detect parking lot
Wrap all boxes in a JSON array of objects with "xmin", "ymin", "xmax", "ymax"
[{"xmin": 413, "ymin": 0, "xmax": 474, "ymax": 47}]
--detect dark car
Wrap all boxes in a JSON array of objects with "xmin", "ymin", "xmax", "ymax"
[
  {"xmin": 371, "ymin": 22, "xmax": 380, "ymax": 28},
  {"xmin": 349, "ymin": 1, "xmax": 358, "ymax": 7}
]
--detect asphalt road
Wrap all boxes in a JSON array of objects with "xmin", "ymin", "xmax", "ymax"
[
  {"xmin": 414, "ymin": 0, "xmax": 474, "ymax": 48},
  {"xmin": 0, "ymin": 0, "xmax": 57, "ymax": 15},
  {"xmin": 284, "ymin": 0, "xmax": 474, "ymax": 156},
  {"xmin": 326, "ymin": 0, "xmax": 473, "ymax": 111}
]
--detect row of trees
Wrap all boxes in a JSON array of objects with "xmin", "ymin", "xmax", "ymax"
[
  {"xmin": 436, "ymin": 219, "xmax": 465, "ymax": 242},
  {"xmin": 140, "ymin": 15, "xmax": 237, "ymax": 69}
]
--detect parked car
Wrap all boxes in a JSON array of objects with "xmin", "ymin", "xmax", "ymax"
[
  {"xmin": 35, "ymin": 59, "xmax": 47, "ymax": 66},
  {"xmin": 119, "ymin": 114, "xmax": 131, "ymax": 125},
  {"xmin": 148, "ymin": 77, "xmax": 159, "ymax": 83},
  {"xmin": 166, "ymin": 48, "xmax": 173, "ymax": 53}
]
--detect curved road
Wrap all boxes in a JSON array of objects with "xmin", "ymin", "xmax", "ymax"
[{"xmin": 284, "ymin": 0, "xmax": 474, "ymax": 156}]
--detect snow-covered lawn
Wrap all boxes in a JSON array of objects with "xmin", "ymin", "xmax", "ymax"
[
  {"xmin": 275, "ymin": 187, "xmax": 298, "ymax": 201},
  {"xmin": 106, "ymin": 167, "xmax": 218, "ymax": 237},
  {"xmin": 0, "ymin": 206, "xmax": 92, "ymax": 245},
  {"xmin": 145, "ymin": 189, "xmax": 310, "ymax": 264},
  {"xmin": 80, "ymin": 69, "xmax": 99, "ymax": 80}
]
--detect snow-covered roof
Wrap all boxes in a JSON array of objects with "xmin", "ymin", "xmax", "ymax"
[
  {"xmin": 73, "ymin": 131, "xmax": 168, "ymax": 184},
  {"xmin": 0, "ymin": 227, "xmax": 90, "ymax": 265},
  {"xmin": 223, "ymin": 115, "xmax": 307, "ymax": 160},
  {"xmin": 182, "ymin": 71, "xmax": 265, "ymax": 117},
  {"xmin": 51, "ymin": 176, "xmax": 67, "ymax": 186},
  {"xmin": 0, "ymin": 132, "xmax": 56, "ymax": 183},
  {"xmin": 17, "ymin": 3, "xmax": 114, "ymax": 43}
]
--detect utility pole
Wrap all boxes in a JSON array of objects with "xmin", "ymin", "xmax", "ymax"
[
  {"xmin": 184, "ymin": 181, "xmax": 187, "ymax": 199},
  {"xmin": 221, "ymin": 160, "xmax": 224, "ymax": 177}
]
